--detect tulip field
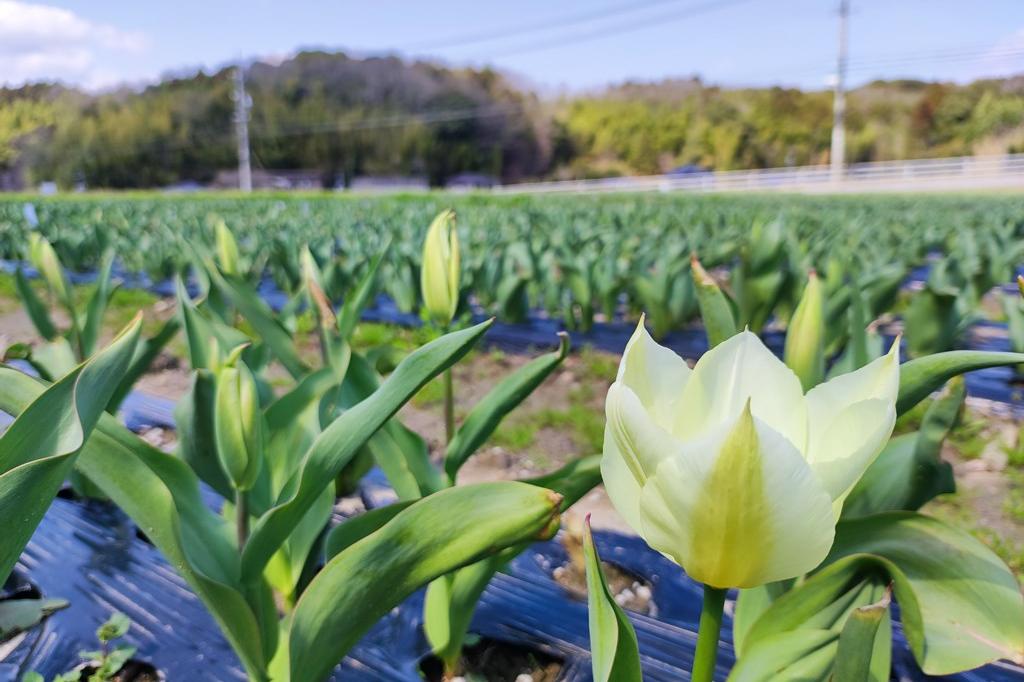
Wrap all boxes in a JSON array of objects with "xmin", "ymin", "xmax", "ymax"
[{"xmin": 0, "ymin": 191, "xmax": 1023, "ymax": 682}]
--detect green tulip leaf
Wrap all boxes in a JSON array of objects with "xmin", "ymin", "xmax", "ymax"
[
  {"xmin": 423, "ymin": 454, "xmax": 603, "ymax": 669},
  {"xmin": 834, "ymin": 588, "xmax": 893, "ymax": 682},
  {"xmin": 827, "ymin": 512, "xmax": 1024, "ymax": 674},
  {"xmin": 107, "ymin": 315, "xmax": 181, "ymax": 414},
  {"xmin": 288, "ymin": 481, "xmax": 562, "ymax": 682},
  {"xmin": 337, "ymin": 242, "xmax": 389, "ymax": 339},
  {"xmin": 896, "ymin": 350, "xmax": 1024, "ymax": 416},
  {"xmin": 323, "ymin": 501, "xmax": 416, "ymax": 560},
  {"xmin": 585, "ymin": 517, "xmax": 642, "ymax": 682},
  {"xmin": 80, "ymin": 249, "xmax": 117, "ymax": 359},
  {"xmin": 522, "ymin": 454, "xmax": 603, "ymax": 511},
  {"xmin": 204, "ymin": 263, "xmax": 309, "ymax": 379},
  {"xmin": 334, "ymin": 352, "xmax": 442, "ymax": 500},
  {"xmin": 445, "ymin": 332, "xmax": 570, "ymax": 480},
  {"xmin": 14, "ymin": 266, "xmax": 58, "ymax": 341},
  {"xmin": 0, "ymin": 317, "xmax": 140, "ymax": 583},
  {"xmin": 0, "ymin": 597, "xmax": 69, "ymax": 639},
  {"xmin": 728, "ymin": 629, "xmax": 838, "ymax": 682}
]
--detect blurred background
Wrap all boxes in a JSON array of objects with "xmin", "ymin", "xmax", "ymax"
[{"xmin": 1, "ymin": 0, "xmax": 1022, "ymax": 191}]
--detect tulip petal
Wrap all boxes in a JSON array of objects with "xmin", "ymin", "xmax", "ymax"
[
  {"xmin": 805, "ymin": 340, "xmax": 900, "ymax": 441},
  {"xmin": 676, "ymin": 330, "xmax": 806, "ymax": 450},
  {"xmin": 637, "ymin": 405, "xmax": 834, "ymax": 589},
  {"xmin": 806, "ymin": 398, "xmax": 896, "ymax": 510},
  {"xmin": 804, "ymin": 341, "xmax": 899, "ymax": 506},
  {"xmin": 601, "ymin": 382, "xmax": 681, "ymax": 532},
  {"xmin": 616, "ymin": 317, "xmax": 692, "ymax": 430}
]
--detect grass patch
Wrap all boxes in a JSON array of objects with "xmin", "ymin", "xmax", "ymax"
[
  {"xmin": 947, "ymin": 415, "xmax": 989, "ymax": 460},
  {"xmin": 928, "ymin": 489, "xmax": 1024, "ymax": 585},
  {"xmin": 490, "ymin": 421, "xmax": 538, "ymax": 450},
  {"xmin": 576, "ymin": 345, "xmax": 619, "ymax": 383},
  {"xmin": 533, "ymin": 387, "xmax": 604, "ymax": 455},
  {"xmin": 352, "ymin": 322, "xmax": 441, "ymax": 354},
  {"xmin": 1004, "ymin": 470, "xmax": 1024, "ymax": 524}
]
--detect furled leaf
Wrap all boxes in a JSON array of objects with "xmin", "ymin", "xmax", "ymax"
[{"xmin": 833, "ymin": 588, "xmax": 892, "ymax": 682}]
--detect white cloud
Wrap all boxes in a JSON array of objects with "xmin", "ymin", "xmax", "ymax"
[{"xmin": 0, "ymin": 0, "xmax": 147, "ymax": 86}]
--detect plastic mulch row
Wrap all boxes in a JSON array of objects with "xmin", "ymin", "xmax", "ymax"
[{"xmin": 3, "ymin": 257, "xmax": 1022, "ymax": 412}]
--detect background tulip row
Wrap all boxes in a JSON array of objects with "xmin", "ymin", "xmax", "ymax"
[{"xmin": 1, "ymin": 193, "xmax": 1023, "ymax": 359}]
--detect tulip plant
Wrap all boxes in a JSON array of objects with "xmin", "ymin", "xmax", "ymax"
[
  {"xmin": 585, "ymin": 270, "xmax": 1024, "ymax": 681},
  {"xmin": 10, "ymin": 233, "xmax": 179, "ymax": 410},
  {"xmin": 411, "ymin": 209, "xmax": 604, "ymax": 675},
  {"xmin": 420, "ymin": 209, "xmax": 461, "ymax": 440}
]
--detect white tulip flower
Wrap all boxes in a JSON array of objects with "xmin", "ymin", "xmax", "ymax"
[{"xmin": 602, "ymin": 319, "xmax": 899, "ymax": 589}]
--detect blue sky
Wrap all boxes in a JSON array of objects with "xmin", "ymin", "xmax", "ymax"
[{"xmin": 2, "ymin": 0, "xmax": 1022, "ymax": 91}]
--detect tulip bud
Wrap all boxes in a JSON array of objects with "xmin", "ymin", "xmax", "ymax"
[
  {"xmin": 691, "ymin": 253, "xmax": 738, "ymax": 348},
  {"xmin": 420, "ymin": 209, "xmax": 460, "ymax": 325},
  {"xmin": 215, "ymin": 220, "xmax": 240, "ymax": 275},
  {"xmin": 28, "ymin": 233, "xmax": 69, "ymax": 303},
  {"xmin": 1018, "ymin": 275, "xmax": 1024, "ymax": 298},
  {"xmin": 784, "ymin": 270, "xmax": 825, "ymax": 391},
  {"xmin": 214, "ymin": 348, "xmax": 263, "ymax": 492}
]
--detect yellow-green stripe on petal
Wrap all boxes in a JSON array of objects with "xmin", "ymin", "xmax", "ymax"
[{"xmin": 638, "ymin": 403, "xmax": 834, "ymax": 589}]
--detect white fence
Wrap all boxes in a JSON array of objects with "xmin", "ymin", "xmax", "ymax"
[{"xmin": 495, "ymin": 153, "xmax": 1024, "ymax": 195}]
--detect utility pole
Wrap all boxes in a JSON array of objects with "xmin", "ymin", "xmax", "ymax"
[
  {"xmin": 830, "ymin": 0, "xmax": 849, "ymax": 182},
  {"xmin": 234, "ymin": 64, "xmax": 252, "ymax": 193}
]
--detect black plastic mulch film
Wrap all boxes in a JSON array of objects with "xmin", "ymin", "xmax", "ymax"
[{"xmin": 1, "ymin": 259, "xmax": 1023, "ymax": 681}]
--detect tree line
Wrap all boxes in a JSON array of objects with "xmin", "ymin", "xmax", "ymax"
[{"xmin": 1, "ymin": 51, "xmax": 1022, "ymax": 189}]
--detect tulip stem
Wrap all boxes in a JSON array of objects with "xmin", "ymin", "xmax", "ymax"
[
  {"xmin": 236, "ymin": 490, "xmax": 249, "ymax": 550},
  {"xmin": 443, "ymin": 367, "xmax": 455, "ymax": 444},
  {"xmin": 692, "ymin": 585, "xmax": 727, "ymax": 682}
]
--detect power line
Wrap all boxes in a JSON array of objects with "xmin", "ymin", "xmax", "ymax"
[
  {"xmin": 482, "ymin": 0, "xmax": 758, "ymax": 59},
  {"xmin": 406, "ymin": 0, "xmax": 688, "ymax": 52}
]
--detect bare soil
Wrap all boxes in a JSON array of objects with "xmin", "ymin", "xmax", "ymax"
[{"xmin": 420, "ymin": 638, "xmax": 563, "ymax": 682}]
